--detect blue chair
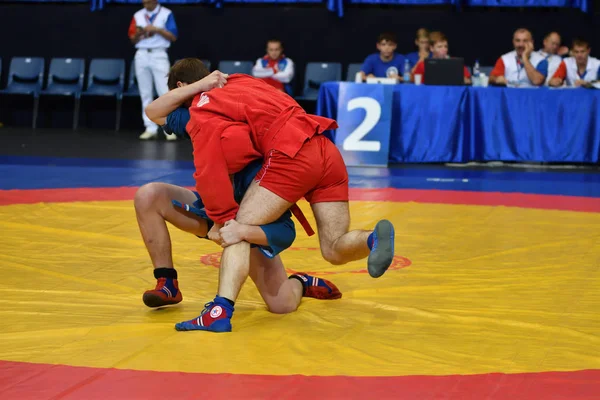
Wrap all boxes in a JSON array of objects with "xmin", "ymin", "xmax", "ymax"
[
  {"xmin": 125, "ymin": 59, "xmax": 162, "ymax": 97},
  {"xmin": 217, "ymin": 60, "xmax": 253, "ymax": 76},
  {"xmin": 0, "ymin": 57, "xmax": 45, "ymax": 128},
  {"xmin": 346, "ymin": 63, "xmax": 362, "ymax": 82},
  {"xmin": 297, "ymin": 62, "xmax": 342, "ymax": 101},
  {"xmin": 40, "ymin": 58, "xmax": 84, "ymax": 130},
  {"xmin": 284, "ymin": 79, "xmax": 295, "ymax": 97},
  {"xmin": 125, "ymin": 60, "xmax": 140, "ymax": 97},
  {"xmin": 201, "ymin": 59, "xmax": 211, "ymax": 71},
  {"xmin": 82, "ymin": 58, "xmax": 125, "ymax": 131}
]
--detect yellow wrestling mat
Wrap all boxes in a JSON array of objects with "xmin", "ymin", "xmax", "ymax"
[{"xmin": 1, "ymin": 199, "xmax": 599, "ymax": 378}]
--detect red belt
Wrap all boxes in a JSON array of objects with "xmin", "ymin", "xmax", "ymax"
[{"xmin": 290, "ymin": 204, "xmax": 315, "ymax": 236}]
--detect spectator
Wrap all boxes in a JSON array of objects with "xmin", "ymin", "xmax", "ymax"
[
  {"xmin": 535, "ymin": 32, "xmax": 565, "ymax": 84},
  {"xmin": 251, "ymin": 39, "xmax": 295, "ymax": 95},
  {"xmin": 360, "ymin": 33, "xmax": 406, "ymax": 83},
  {"xmin": 128, "ymin": 0, "xmax": 178, "ymax": 140},
  {"xmin": 489, "ymin": 28, "xmax": 547, "ymax": 88},
  {"xmin": 405, "ymin": 28, "xmax": 431, "ymax": 72},
  {"xmin": 549, "ymin": 38, "xmax": 599, "ymax": 88},
  {"xmin": 411, "ymin": 31, "xmax": 471, "ymax": 85}
]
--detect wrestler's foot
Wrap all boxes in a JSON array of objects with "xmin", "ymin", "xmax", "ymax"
[
  {"xmin": 367, "ymin": 219, "xmax": 395, "ymax": 278},
  {"xmin": 143, "ymin": 278, "xmax": 182, "ymax": 307},
  {"xmin": 289, "ymin": 273, "xmax": 342, "ymax": 300},
  {"xmin": 175, "ymin": 296, "xmax": 233, "ymax": 332},
  {"xmin": 143, "ymin": 268, "xmax": 183, "ymax": 308}
]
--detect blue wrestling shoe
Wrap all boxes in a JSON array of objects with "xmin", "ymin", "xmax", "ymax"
[
  {"xmin": 175, "ymin": 296, "xmax": 234, "ymax": 333},
  {"xmin": 367, "ymin": 220, "xmax": 395, "ymax": 278}
]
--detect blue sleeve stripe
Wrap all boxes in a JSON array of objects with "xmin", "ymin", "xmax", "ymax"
[
  {"xmin": 536, "ymin": 59, "xmax": 549, "ymax": 77},
  {"xmin": 165, "ymin": 13, "xmax": 178, "ymax": 37}
]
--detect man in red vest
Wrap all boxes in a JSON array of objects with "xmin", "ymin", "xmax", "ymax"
[{"xmin": 251, "ymin": 39, "xmax": 295, "ymax": 94}]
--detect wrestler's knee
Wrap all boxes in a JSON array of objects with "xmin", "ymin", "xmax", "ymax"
[
  {"xmin": 134, "ymin": 182, "xmax": 165, "ymax": 212},
  {"xmin": 321, "ymin": 245, "xmax": 345, "ymax": 266},
  {"xmin": 267, "ymin": 301, "xmax": 298, "ymax": 315}
]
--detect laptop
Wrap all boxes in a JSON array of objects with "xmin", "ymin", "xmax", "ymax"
[{"xmin": 424, "ymin": 57, "xmax": 465, "ymax": 86}]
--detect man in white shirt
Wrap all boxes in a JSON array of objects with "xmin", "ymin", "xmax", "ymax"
[
  {"xmin": 489, "ymin": 28, "xmax": 548, "ymax": 88},
  {"xmin": 251, "ymin": 39, "xmax": 295, "ymax": 95},
  {"xmin": 549, "ymin": 38, "xmax": 600, "ymax": 88},
  {"xmin": 535, "ymin": 32, "xmax": 566, "ymax": 85},
  {"xmin": 128, "ymin": 0, "xmax": 178, "ymax": 140}
]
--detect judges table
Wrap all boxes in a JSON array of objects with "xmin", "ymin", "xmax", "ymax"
[{"xmin": 316, "ymin": 82, "xmax": 600, "ymax": 165}]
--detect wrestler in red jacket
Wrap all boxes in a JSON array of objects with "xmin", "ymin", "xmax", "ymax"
[
  {"xmin": 186, "ymin": 74, "xmax": 338, "ymax": 224},
  {"xmin": 146, "ymin": 59, "xmax": 396, "ymax": 333}
]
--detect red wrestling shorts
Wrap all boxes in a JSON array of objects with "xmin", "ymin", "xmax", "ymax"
[{"xmin": 255, "ymin": 134, "xmax": 349, "ymax": 205}]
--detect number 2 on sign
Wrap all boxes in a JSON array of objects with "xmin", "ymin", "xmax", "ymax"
[{"xmin": 342, "ymin": 97, "xmax": 382, "ymax": 152}]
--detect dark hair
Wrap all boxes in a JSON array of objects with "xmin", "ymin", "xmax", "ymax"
[
  {"xmin": 513, "ymin": 28, "xmax": 532, "ymax": 38},
  {"xmin": 572, "ymin": 38, "xmax": 590, "ymax": 49},
  {"xmin": 416, "ymin": 28, "xmax": 429, "ymax": 40},
  {"xmin": 544, "ymin": 31, "xmax": 561, "ymax": 40},
  {"xmin": 377, "ymin": 33, "xmax": 397, "ymax": 44},
  {"xmin": 167, "ymin": 58, "xmax": 211, "ymax": 90},
  {"xmin": 267, "ymin": 38, "xmax": 283, "ymax": 47}
]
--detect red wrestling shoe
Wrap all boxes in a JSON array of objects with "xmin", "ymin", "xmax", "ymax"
[
  {"xmin": 289, "ymin": 273, "xmax": 342, "ymax": 300},
  {"xmin": 143, "ymin": 277, "xmax": 183, "ymax": 308}
]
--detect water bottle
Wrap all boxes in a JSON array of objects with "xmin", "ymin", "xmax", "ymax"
[
  {"xmin": 403, "ymin": 59, "xmax": 411, "ymax": 83},
  {"xmin": 473, "ymin": 60, "xmax": 480, "ymax": 87}
]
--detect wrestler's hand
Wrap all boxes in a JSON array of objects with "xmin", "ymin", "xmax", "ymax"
[
  {"xmin": 196, "ymin": 70, "xmax": 229, "ymax": 92},
  {"xmin": 219, "ymin": 220, "xmax": 247, "ymax": 248},
  {"xmin": 208, "ymin": 223, "xmax": 224, "ymax": 246}
]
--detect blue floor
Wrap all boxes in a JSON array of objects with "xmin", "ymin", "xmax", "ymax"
[{"xmin": 1, "ymin": 155, "xmax": 599, "ymax": 198}]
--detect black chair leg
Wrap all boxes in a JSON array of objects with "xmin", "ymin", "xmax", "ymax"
[
  {"xmin": 32, "ymin": 95, "xmax": 40, "ymax": 129},
  {"xmin": 115, "ymin": 96, "xmax": 122, "ymax": 132},
  {"xmin": 73, "ymin": 96, "xmax": 81, "ymax": 131}
]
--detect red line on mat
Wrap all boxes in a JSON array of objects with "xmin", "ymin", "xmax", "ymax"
[
  {"xmin": 347, "ymin": 188, "xmax": 600, "ymax": 213},
  {"xmin": 0, "ymin": 361, "xmax": 598, "ymax": 400},
  {"xmin": 1, "ymin": 187, "xmax": 599, "ymax": 212}
]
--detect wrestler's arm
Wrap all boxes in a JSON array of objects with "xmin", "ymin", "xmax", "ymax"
[
  {"xmin": 179, "ymin": 202, "xmax": 296, "ymax": 254},
  {"xmin": 192, "ymin": 125, "xmax": 239, "ymax": 224},
  {"xmin": 214, "ymin": 224, "xmax": 268, "ymax": 246},
  {"xmin": 162, "ymin": 107, "xmax": 190, "ymax": 138},
  {"xmin": 145, "ymin": 70, "xmax": 228, "ymax": 126},
  {"xmin": 237, "ymin": 225, "xmax": 269, "ymax": 246},
  {"xmin": 220, "ymin": 212, "xmax": 296, "ymax": 257},
  {"xmin": 229, "ymin": 218, "xmax": 295, "ymax": 247}
]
